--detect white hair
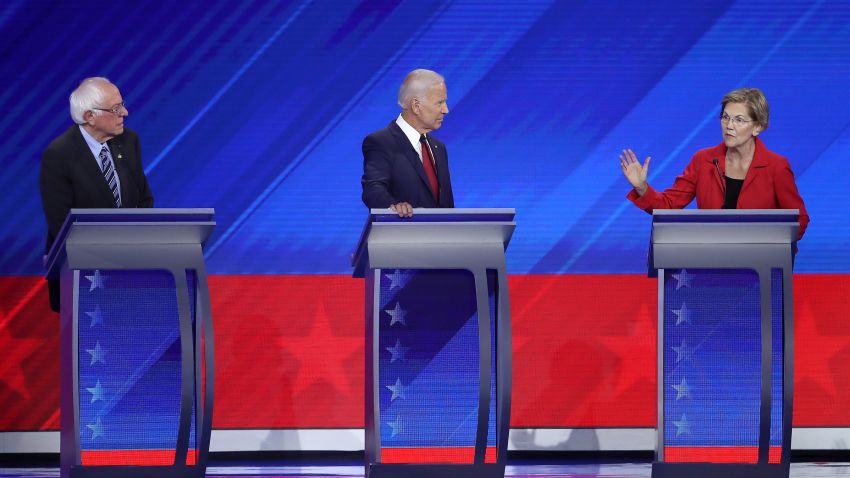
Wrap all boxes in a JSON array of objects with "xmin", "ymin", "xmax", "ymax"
[
  {"xmin": 397, "ymin": 69, "xmax": 444, "ymax": 109},
  {"xmin": 69, "ymin": 77, "xmax": 113, "ymax": 124}
]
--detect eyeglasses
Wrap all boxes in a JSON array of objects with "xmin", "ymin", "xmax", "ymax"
[
  {"xmin": 92, "ymin": 102, "xmax": 126, "ymax": 115},
  {"xmin": 720, "ymin": 113, "xmax": 752, "ymax": 127}
]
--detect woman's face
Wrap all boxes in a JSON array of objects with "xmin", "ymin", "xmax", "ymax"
[{"xmin": 720, "ymin": 102, "xmax": 763, "ymax": 150}]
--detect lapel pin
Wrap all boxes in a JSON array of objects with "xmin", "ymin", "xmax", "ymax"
[{"xmin": 117, "ymin": 154, "xmax": 122, "ymax": 159}]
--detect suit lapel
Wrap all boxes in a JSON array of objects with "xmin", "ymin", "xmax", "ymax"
[
  {"xmin": 71, "ymin": 126, "xmax": 118, "ymax": 206},
  {"xmin": 388, "ymin": 121, "xmax": 432, "ymax": 192},
  {"xmin": 741, "ymin": 137, "xmax": 768, "ymax": 194}
]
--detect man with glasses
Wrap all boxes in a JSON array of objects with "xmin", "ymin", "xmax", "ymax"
[{"xmin": 39, "ymin": 77, "xmax": 154, "ymax": 312}]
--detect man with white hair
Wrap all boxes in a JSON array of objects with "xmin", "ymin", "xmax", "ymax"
[
  {"xmin": 39, "ymin": 77, "xmax": 154, "ymax": 312},
  {"xmin": 361, "ymin": 69, "xmax": 454, "ymax": 217}
]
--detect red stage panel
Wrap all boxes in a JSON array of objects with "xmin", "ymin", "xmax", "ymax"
[
  {"xmin": 80, "ymin": 449, "xmax": 197, "ymax": 465},
  {"xmin": 1, "ymin": 274, "xmax": 849, "ymax": 432}
]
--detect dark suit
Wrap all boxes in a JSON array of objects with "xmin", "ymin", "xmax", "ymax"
[
  {"xmin": 39, "ymin": 125, "xmax": 154, "ymax": 311},
  {"xmin": 361, "ymin": 120, "xmax": 454, "ymax": 208}
]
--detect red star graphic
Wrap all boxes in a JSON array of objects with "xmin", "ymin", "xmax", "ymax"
[
  {"xmin": 277, "ymin": 302, "xmax": 363, "ymax": 399},
  {"xmin": 597, "ymin": 302, "xmax": 657, "ymax": 399},
  {"xmin": 794, "ymin": 300, "xmax": 850, "ymax": 397},
  {"xmin": 0, "ymin": 310, "xmax": 46, "ymax": 400}
]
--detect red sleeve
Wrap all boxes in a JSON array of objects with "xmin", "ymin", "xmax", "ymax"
[
  {"xmin": 773, "ymin": 157, "xmax": 809, "ymax": 240},
  {"xmin": 626, "ymin": 155, "xmax": 700, "ymax": 213}
]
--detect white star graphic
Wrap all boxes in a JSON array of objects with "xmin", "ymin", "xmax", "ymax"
[
  {"xmin": 671, "ymin": 269, "xmax": 693, "ymax": 289},
  {"xmin": 386, "ymin": 339, "xmax": 410, "ymax": 363},
  {"xmin": 84, "ymin": 270, "xmax": 107, "ymax": 291},
  {"xmin": 673, "ymin": 303, "xmax": 691, "ymax": 325},
  {"xmin": 86, "ymin": 380, "xmax": 107, "ymax": 403},
  {"xmin": 87, "ymin": 417, "xmax": 105, "ymax": 439},
  {"xmin": 385, "ymin": 302, "xmax": 407, "ymax": 326},
  {"xmin": 85, "ymin": 305, "xmax": 104, "ymax": 328},
  {"xmin": 86, "ymin": 341, "xmax": 106, "ymax": 365},
  {"xmin": 386, "ymin": 378, "xmax": 407, "ymax": 401},
  {"xmin": 384, "ymin": 269, "xmax": 409, "ymax": 290},
  {"xmin": 388, "ymin": 417, "xmax": 403, "ymax": 438},
  {"xmin": 672, "ymin": 340, "xmax": 693, "ymax": 363},
  {"xmin": 672, "ymin": 377, "xmax": 691, "ymax": 400},
  {"xmin": 672, "ymin": 414, "xmax": 690, "ymax": 436}
]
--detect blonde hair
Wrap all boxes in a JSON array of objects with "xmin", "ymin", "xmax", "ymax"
[{"xmin": 721, "ymin": 87, "xmax": 769, "ymax": 130}]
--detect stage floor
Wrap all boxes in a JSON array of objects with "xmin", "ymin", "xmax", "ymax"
[{"xmin": 2, "ymin": 463, "xmax": 850, "ymax": 477}]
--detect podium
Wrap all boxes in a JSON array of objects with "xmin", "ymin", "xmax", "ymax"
[
  {"xmin": 352, "ymin": 208, "xmax": 515, "ymax": 478},
  {"xmin": 45, "ymin": 209, "xmax": 216, "ymax": 478},
  {"xmin": 649, "ymin": 210, "xmax": 799, "ymax": 478}
]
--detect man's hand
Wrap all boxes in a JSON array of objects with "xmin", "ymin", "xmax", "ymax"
[{"xmin": 389, "ymin": 202, "xmax": 414, "ymax": 217}]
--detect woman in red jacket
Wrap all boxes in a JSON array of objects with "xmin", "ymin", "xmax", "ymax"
[{"xmin": 619, "ymin": 87, "xmax": 810, "ymax": 240}]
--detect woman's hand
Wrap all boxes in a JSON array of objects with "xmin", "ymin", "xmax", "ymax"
[{"xmin": 620, "ymin": 148, "xmax": 650, "ymax": 196}]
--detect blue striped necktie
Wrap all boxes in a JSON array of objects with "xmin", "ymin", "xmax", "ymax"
[{"xmin": 99, "ymin": 145, "xmax": 121, "ymax": 207}]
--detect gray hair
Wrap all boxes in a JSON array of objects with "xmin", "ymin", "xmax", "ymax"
[
  {"xmin": 397, "ymin": 69, "xmax": 445, "ymax": 109},
  {"xmin": 69, "ymin": 77, "xmax": 113, "ymax": 124}
]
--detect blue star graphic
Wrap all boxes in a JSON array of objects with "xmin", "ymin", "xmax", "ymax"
[
  {"xmin": 84, "ymin": 270, "xmax": 107, "ymax": 291},
  {"xmin": 673, "ymin": 303, "xmax": 691, "ymax": 325},
  {"xmin": 86, "ymin": 380, "xmax": 107, "ymax": 403},
  {"xmin": 86, "ymin": 341, "xmax": 106, "ymax": 365},
  {"xmin": 87, "ymin": 417, "xmax": 105, "ymax": 439},
  {"xmin": 672, "ymin": 340, "xmax": 693, "ymax": 363},
  {"xmin": 386, "ymin": 339, "xmax": 410, "ymax": 363},
  {"xmin": 671, "ymin": 269, "xmax": 693, "ymax": 289},
  {"xmin": 385, "ymin": 302, "xmax": 407, "ymax": 326},
  {"xmin": 672, "ymin": 377, "xmax": 691, "ymax": 400},
  {"xmin": 388, "ymin": 417, "xmax": 403, "ymax": 438},
  {"xmin": 386, "ymin": 378, "xmax": 407, "ymax": 401},
  {"xmin": 85, "ymin": 305, "xmax": 104, "ymax": 328},
  {"xmin": 672, "ymin": 414, "xmax": 690, "ymax": 436},
  {"xmin": 384, "ymin": 270, "xmax": 409, "ymax": 290}
]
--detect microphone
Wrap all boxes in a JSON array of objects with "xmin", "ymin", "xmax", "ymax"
[{"xmin": 713, "ymin": 158, "xmax": 726, "ymax": 194}]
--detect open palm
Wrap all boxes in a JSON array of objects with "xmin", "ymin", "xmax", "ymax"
[{"xmin": 619, "ymin": 148, "xmax": 650, "ymax": 193}]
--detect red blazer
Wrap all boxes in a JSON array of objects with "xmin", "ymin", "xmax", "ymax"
[{"xmin": 627, "ymin": 137, "xmax": 810, "ymax": 239}]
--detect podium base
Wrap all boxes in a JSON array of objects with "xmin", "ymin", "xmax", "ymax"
[
  {"xmin": 652, "ymin": 462, "xmax": 789, "ymax": 478},
  {"xmin": 367, "ymin": 463, "xmax": 505, "ymax": 478}
]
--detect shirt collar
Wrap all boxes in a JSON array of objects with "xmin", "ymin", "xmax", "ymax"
[
  {"xmin": 395, "ymin": 114, "xmax": 423, "ymax": 152},
  {"xmin": 78, "ymin": 125, "xmax": 109, "ymax": 159}
]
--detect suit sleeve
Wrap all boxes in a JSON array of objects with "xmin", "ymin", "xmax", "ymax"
[
  {"xmin": 133, "ymin": 134, "xmax": 154, "ymax": 208},
  {"xmin": 774, "ymin": 157, "xmax": 809, "ymax": 240},
  {"xmin": 361, "ymin": 134, "xmax": 397, "ymax": 208},
  {"xmin": 626, "ymin": 155, "xmax": 699, "ymax": 212},
  {"xmin": 39, "ymin": 146, "xmax": 75, "ymax": 252}
]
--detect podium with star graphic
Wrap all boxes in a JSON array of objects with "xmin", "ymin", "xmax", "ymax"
[
  {"xmin": 649, "ymin": 209, "xmax": 799, "ymax": 478},
  {"xmin": 44, "ymin": 209, "xmax": 216, "ymax": 478},
  {"xmin": 353, "ymin": 208, "xmax": 515, "ymax": 478}
]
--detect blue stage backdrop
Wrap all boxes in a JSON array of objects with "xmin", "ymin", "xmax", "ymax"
[
  {"xmin": 1, "ymin": 0, "xmax": 850, "ymax": 441},
  {"xmin": 1, "ymin": 0, "xmax": 847, "ymax": 276}
]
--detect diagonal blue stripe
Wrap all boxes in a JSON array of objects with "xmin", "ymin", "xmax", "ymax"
[
  {"xmin": 203, "ymin": 0, "xmax": 456, "ymax": 259},
  {"xmin": 144, "ymin": 0, "xmax": 314, "ymax": 174},
  {"xmin": 553, "ymin": 0, "xmax": 826, "ymax": 273}
]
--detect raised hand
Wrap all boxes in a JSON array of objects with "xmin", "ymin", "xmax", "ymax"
[{"xmin": 619, "ymin": 148, "xmax": 651, "ymax": 196}]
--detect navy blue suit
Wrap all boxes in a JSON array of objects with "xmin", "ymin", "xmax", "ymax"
[{"xmin": 361, "ymin": 121, "xmax": 454, "ymax": 208}]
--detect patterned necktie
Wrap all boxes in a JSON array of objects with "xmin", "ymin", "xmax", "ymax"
[
  {"xmin": 99, "ymin": 145, "xmax": 121, "ymax": 207},
  {"xmin": 419, "ymin": 135, "xmax": 439, "ymax": 203}
]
